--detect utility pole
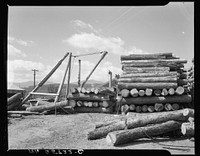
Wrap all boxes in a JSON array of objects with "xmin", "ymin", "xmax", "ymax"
[{"xmin": 32, "ymin": 69, "xmax": 39, "ymax": 88}]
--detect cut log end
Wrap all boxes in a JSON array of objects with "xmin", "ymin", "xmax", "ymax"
[{"xmin": 181, "ymin": 122, "xmax": 194, "ymax": 136}]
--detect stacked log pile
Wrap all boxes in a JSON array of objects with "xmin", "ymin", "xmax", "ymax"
[
  {"xmin": 117, "ymin": 53, "xmax": 192, "ymax": 114},
  {"xmin": 67, "ymin": 87, "xmax": 116, "ymax": 113},
  {"xmin": 87, "ymin": 108, "xmax": 194, "ymax": 146}
]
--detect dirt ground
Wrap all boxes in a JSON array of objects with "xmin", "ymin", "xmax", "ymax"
[{"xmin": 7, "ymin": 113, "xmax": 195, "ymax": 154}]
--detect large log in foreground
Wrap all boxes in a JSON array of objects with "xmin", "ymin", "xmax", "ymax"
[
  {"xmin": 117, "ymin": 76, "xmax": 177, "ymax": 83},
  {"xmin": 106, "ymin": 120, "xmax": 182, "ymax": 146},
  {"xmin": 7, "ymin": 93, "xmax": 22, "ymax": 105},
  {"xmin": 121, "ymin": 95, "xmax": 192, "ymax": 105},
  {"xmin": 118, "ymin": 82, "xmax": 177, "ymax": 90},
  {"xmin": 26, "ymin": 101, "xmax": 68, "ymax": 112}
]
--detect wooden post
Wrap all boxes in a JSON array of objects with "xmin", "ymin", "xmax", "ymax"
[
  {"xmin": 20, "ymin": 52, "xmax": 69, "ymax": 105},
  {"xmin": 81, "ymin": 51, "xmax": 108, "ymax": 88},
  {"xmin": 66, "ymin": 53, "xmax": 72, "ymax": 98},
  {"xmin": 78, "ymin": 59, "xmax": 81, "ymax": 87},
  {"xmin": 108, "ymin": 70, "xmax": 112, "ymax": 88}
]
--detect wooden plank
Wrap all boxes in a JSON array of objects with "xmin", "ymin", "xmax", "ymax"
[{"xmin": 30, "ymin": 92, "xmax": 58, "ymax": 96}]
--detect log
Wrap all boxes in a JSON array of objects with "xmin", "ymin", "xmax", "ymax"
[
  {"xmin": 8, "ymin": 114, "xmax": 23, "ymax": 118},
  {"xmin": 75, "ymin": 107, "xmax": 112, "ymax": 114},
  {"xmin": 102, "ymin": 100, "xmax": 110, "ymax": 108},
  {"xmin": 171, "ymin": 103, "xmax": 180, "ymax": 110},
  {"xmin": 120, "ymin": 71, "xmax": 178, "ymax": 78},
  {"xmin": 92, "ymin": 102, "xmax": 99, "ymax": 107},
  {"xmin": 161, "ymin": 88, "xmax": 168, "ymax": 96},
  {"xmin": 135, "ymin": 106, "xmax": 142, "ymax": 113},
  {"xmin": 138, "ymin": 90, "xmax": 145, "ymax": 96},
  {"xmin": 7, "ymin": 100, "xmax": 21, "ymax": 111},
  {"xmin": 70, "ymin": 88, "xmax": 78, "ymax": 94},
  {"xmin": 88, "ymin": 102, "xmax": 93, "ymax": 107},
  {"xmin": 130, "ymin": 88, "xmax": 138, "ymax": 97},
  {"xmin": 126, "ymin": 109, "xmax": 190, "ymax": 129},
  {"xmin": 121, "ymin": 59, "xmax": 187, "ymax": 64},
  {"xmin": 147, "ymin": 105, "xmax": 155, "ymax": 112},
  {"xmin": 99, "ymin": 102, "xmax": 103, "ymax": 107},
  {"xmin": 120, "ymin": 53, "xmax": 172, "ymax": 60},
  {"xmin": 129, "ymin": 104, "xmax": 136, "ymax": 111},
  {"xmin": 154, "ymin": 103, "xmax": 164, "ymax": 112},
  {"xmin": 122, "ymin": 67, "xmax": 170, "ymax": 73},
  {"xmin": 179, "ymin": 73, "xmax": 187, "ymax": 79},
  {"xmin": 26, "ymin": 100, "xmax": 68, "ymax": 112},
  {"xmin": 121, "ymin": 95, "xmax": 192, "ymax": 105},
  {"xmin": 76, "ymin": 101, "xmax": 83, "ymax": 107},
  {"xmin": 7, "ymin": 93, "xmax": 23, "ymax": 106},
  {"xmin": 121, "ymin": 104, "xmax": 129, "ymax": 115},
  {"xmin": 154, "ymin": 89, "xmax": 161, "ymax": 96},
  {"xmin": 120, "ymin": 89, "xmax": 130, "ymax": 98},
  {"xmin": 164, "ymin": 103, "xmax": 172, "ymax": 111},
  {"xmin": 177, "ymin": 79, "xmax": 188, "ymax": 86},
  {"xmin": 175, "ymin": 86, "xmax": 185, "ymax": 95},
  {"xmin": 145, "ymin": 88, "xmax": 153, "ymax": 96},
  {"xmin": 183, "ymin": 108, "xmax": 194, "ymax": 117},
  {"xmin": 118, "ymin": 82, "xmax": 177, "ymax": 90},
  {"xmin": 188, "ymin": 117, "xmax": 194, "ymax": 123},
  {"xmin": 87, "ymin": 120, "xmax": 126, "ymax": 140},
  {"xmin": 106, "ymin": 120, "xmax": 182, "ymax": 146},
  {"xmin": 168, "ymin": 88, "xmax": 175, "ymax": 95},
  {"xmin": 141, "ymin": 105, "xmax": 148, "ymax": 112},
  {"xmin": 69, "ymin": 100, "xmax": 76, "ymax": 108},
  {"xmin": 94, "ymin": 88, "xmax": 99, "ymax": 94},
  {"xmin": 181, "ymin": 122, "xmax": 194, "ymax": 136},
  {"xmin": 7, "ymin": 111, "xmax": 41, "ymax": 115},
  {"xmin": 117, "ymin": 76, "xmax": 177, "ymax": 83}
]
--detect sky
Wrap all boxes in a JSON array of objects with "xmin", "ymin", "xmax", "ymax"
[{"xmin": 7, "ymin": 2, "xmax": 194, "ymax": 86}]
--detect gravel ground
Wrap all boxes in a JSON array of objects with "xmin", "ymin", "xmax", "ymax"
[{"xmin": 7, "ymin": 113, "xmax": 195, "ymax": 154}]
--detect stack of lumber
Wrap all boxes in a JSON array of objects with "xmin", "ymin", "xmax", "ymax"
[
  {"xmin": 67, "ymin": 87, "xmax": 116, "ymax": 113},
  {"xmin": 187, "ymin": 58, "xmax": 194, "ymax": 108},
  {"xmin": 87, "ymin": 108, "xmax": 194, "ymax": 146},
  {"xmin": 117, "ymin": 53, "xmax": 192, "ymax": 114}
]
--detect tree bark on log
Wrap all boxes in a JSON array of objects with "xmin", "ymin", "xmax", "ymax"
[
  {"xmin": 122, "ymin": 67, "xmax": 170, "ymax": 73},
  {"xmin": 7, "ymin": 93, "xmax": 22, "ymax": 105},
  {"xmin": 120, "ymin": 71, "xmax": 178, "ymax": 78},
  {"xmin": 126, "ymin": 109, "xmax": 190, "ymax": 129},
  {"xmin": 181, "ymin": 122, "xmax": 194, "ymax": 136},
  {"xmin": 26, "ymin": 101, "xmax": 69, "ymax": 112},
  {"xmin": 87, "ymin": 120, "xmax": 126, "ymax": 140},
  {"xmin": 168, "ymin": 88, "xmax": 175, "ymax": 95},
  {"xmin": 106, "ymin": 120, "xmax": 182, "ymax": 146},
  {"xmin": 120, "ymin": 53, "xmax": 172, "ymax": 60},
  {"xmin": 145, "ymin": 88, "xmax": 153, "ymax": 96},
  {"xmin": 138, "ymin": 90, "xmax": 145, "ymax": 96},
  {"xmin": 130, "ymin": 88, "xmax": 138, "ymax": 97},
  {"xmin": 117, "ymin": 77, "xmax": 177, "ymax": 83},
  {"xmin": 121, "ymin": 59, "xmax": 187, "ymax": 65},
  {"xmin": 120, "ymin": 89, "xmax": 130, "ymax": 97},
  {"xmin": 121, "ymin": 95, "xmax": 191, "ymax": 105},
  {"xmin": 118, "ymin": 82, "xmax": 177, "ymax": 90}
]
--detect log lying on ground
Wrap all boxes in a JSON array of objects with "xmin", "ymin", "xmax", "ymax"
[
  {"xmin": 154, "ymin": 89, "xmax": 161, "ymax": 96},
  {"xmin": 7, "ymin": 100, "xmax": 21, "ymax": 111},
  {"xmin": 87, "ymin": 120, "xmax": 126, "ymax": 140},
  {"xmin": 7, "ymin": 93, "xmax": 22, "ymax": 105},
  {"xmin": 106, "ymin": 120, "xmax": 182, "ymax": 146},
  {"xmin": 120, "ymin": 53, "xmax": 172, "ymax": 60},
  {"xmin": 154, "ymin": 103, "xmax": 164, "ymax": 112},
  {"xmin": 118, "ymin": 82, "xmax": 177, "ymax": 90},
  {"xmin": 164, "ymin": 103, "xmax": 172, "ymax": 111},
  {"xmin": 117, "ymin": 76, "xmax": 177, "ymax": 83},
  {"xmin": 175, "ymin": 86, "xmax": 185, "ymax": 95},
  {"xmin": 26, "ymin": 101, "xmax": 68, "ymax": 112},
  {"xmin": 161, "ymin": 88, "xmax": 168, "ymax": 96},
  {"xmin": 121, "ymin": 104, "xmax": 129, "ymax": 115},
  {"xmin": 120, "ymin": 89, "xmax": 130, "ymax": 97},
  {"xmin": 122, "ymin": 67, "xmax": 170, "ymax": 73},
  {"xmin": 181, "ymin": 122, "xmax": 194, "ymax": 136},
  {"xmin": 74, "ymin": 107, "xmax": 112, "ymax": 114},
  {"xmin": 138, "ymin": 90, "xmax": 145, "ymax": 96},
  {"xmin": 171, "ymin": 103, "xmax": 180, "ymax": 110},
  {"xmin": 130, "ymin": 88, "xmax": 138, "ymax": 97},
  {"xmin": 183, "ymin": 108, "xmax": 194, "ymax": 117},
  {"xmin": 7, "ymin": 111, "xmax": 41, "ymax": 115},
  {"xmin": 126, "ymin": 109, "xmax": 191, "ymax": 129},
  {"xmin": 121, "ymin": 59, "xmax": 187, "ymax": 65},
  {"xmin": 121, "ymin": 95, "xmax": 192, "ymax": 105},
  {"xmin": 168, "ymin": 88, "xmax": 175, "ymax": 95},
  {"xmin": 145, "ymin": 88, "xmax": 153, "ymax": 96}
]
